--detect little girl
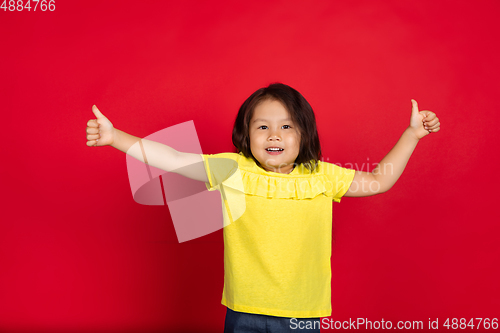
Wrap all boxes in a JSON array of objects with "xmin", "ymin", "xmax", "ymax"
[{"xmin": 86, "ymin": 83, "xmax": 440, "ymax": 333}]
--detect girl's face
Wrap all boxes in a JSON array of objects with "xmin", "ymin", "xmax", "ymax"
[{"xmin": 249, "ymin": 99, "xmax": 301, "ymax": 174}]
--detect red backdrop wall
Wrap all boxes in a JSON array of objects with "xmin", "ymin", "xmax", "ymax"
[{"xmin": 1, "ymin": 0, "xmax": 499, "ymax": 332}]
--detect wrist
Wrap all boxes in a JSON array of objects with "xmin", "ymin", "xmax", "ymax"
[
  {"xmin": 110, "ymin": 128, "xmax": 118, "ymax": 148},
  {"xmin": 405, "ymin": 126, "xmax": 421, "ymax": 142}
]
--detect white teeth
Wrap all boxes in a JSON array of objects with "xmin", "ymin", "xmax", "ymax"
[{"xmin": 266, "ymin": 148, "xmax": 283, "ymax": 151}]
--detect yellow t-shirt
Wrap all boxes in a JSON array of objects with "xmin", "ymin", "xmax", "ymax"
[{"xmin": 201, "ymin": 152, "xmax": 355, "ymax": 318}]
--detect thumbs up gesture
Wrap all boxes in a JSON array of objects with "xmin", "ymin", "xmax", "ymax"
[
  {"xmin": 86, "ymin": 105, "xmax": 115, "ymax": 147},
  {"xmin": 409, "ymin": 99, "xmax": 440, "ymax": 140}
]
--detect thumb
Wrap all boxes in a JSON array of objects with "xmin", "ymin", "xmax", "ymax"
[
  {"xmin": 411, "ymin": 99, "xmax": 419, "ymax": 116},
  {"xmin": 92, "ymin": 105, "xmax": 106, "ymax": 119}
]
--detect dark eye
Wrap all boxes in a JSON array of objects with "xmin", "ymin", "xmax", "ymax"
[
  {"xmin": 258, "ymin": 125, "xmax": 268, "ymax": 130},
  {"xmin": 282, "ymin": 125, "xmax": 291, "ymax": 129}
]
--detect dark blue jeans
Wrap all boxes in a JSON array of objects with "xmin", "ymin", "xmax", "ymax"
[{"xmin": 224, "ymin": 307, "xmax": 321, "ymax": 333}]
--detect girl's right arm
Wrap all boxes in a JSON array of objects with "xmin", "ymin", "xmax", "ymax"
[{"xmin": 86, "ymin": 105, "xmax": 209, "ymax": 183}]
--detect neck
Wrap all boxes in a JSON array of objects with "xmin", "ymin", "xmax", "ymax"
[{"xmin": 262, "ymin": 163, "xmax": 295, "ymax": 174}]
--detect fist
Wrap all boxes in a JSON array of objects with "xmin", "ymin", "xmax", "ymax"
[
  {"xmin": 86, "ymin": 105, "xmax": 115, "ymax": 147},
  {"xmin": 409, "ymin": 99, "xmax": 440, "ymax": 140}
]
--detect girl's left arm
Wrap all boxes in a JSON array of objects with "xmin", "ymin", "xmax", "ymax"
[{"xmin": 344, "ymin": 99, "xmax": 440, "ymax": 197}]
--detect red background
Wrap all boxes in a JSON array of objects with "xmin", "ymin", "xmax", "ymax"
[{"xmin": 1, "ymin": 0, "xmax": 499, "ymax": 332}]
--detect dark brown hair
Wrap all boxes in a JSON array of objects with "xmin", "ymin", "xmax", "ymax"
[{"xmin": 232, "ymin": 83, "xmax": 322, "ymax": 172}]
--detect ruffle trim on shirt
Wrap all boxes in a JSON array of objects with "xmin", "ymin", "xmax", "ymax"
[{"xmin": 239, "ymin": 169, "xmax": 334, "ymax": 199}]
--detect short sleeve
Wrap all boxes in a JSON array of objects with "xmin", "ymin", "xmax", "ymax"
[
  {"xmin": 200, "ymin": 153, "xmax": 246, "ymax": 225},
  {"xmin": 200, "ymin": 153, "xmax": 240, "ymax": 191},
  {"xmin": 321, "ymin": 162, "xmax": 356, "ymax": 203}
]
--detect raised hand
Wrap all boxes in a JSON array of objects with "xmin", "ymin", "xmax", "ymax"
[
  {"xmin": 409, "ymin": 99, "xmax": 441, "ymax": 140},
  {"xmin": 86, "ymin": 105, "xmax": 115, "ymax": 147}
]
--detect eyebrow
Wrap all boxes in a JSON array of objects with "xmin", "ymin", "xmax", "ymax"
[{"xmin": 252, "ymin": 118, "xmax": 292, "ymax": 123}]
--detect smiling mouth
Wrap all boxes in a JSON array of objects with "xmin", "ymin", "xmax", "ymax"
[{"xmin": 266, "ymin": 148, "xmax": 284, "ymax": 155}]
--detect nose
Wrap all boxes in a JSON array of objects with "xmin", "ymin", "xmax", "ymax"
[{"xmin": 267, "ymin": 128, "xmax": 281, "ymax": 141}]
